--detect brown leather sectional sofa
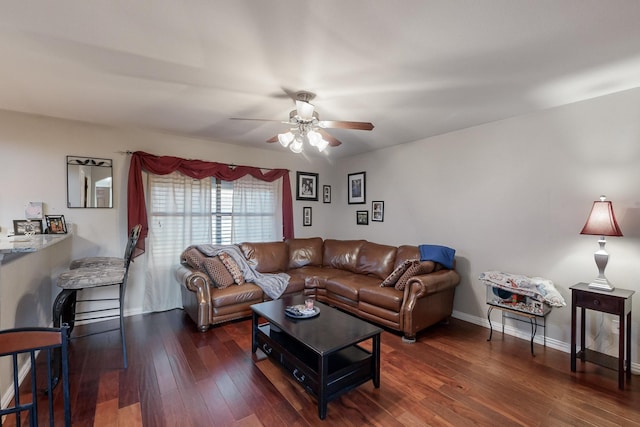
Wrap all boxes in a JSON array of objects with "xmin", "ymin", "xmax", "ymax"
[{"xmin": 175, "ymin": 237, "xmax": 460, "ymax": 342}]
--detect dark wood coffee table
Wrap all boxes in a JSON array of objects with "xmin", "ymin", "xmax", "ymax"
[{"xmin": 251, "ymin": 296, "xmax": 382, "ymax": 419}]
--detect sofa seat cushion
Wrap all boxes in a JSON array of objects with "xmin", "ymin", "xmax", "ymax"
[
  {"xmin": 288, "ymin": 266, "xmax": 351, "ymax": 283},
  {"xmin": 359, "ymin": 286, "xmax": 403, "ymax": 312},
  {"xmin": 279, "ymin": 278, "xmax": 305, "ymax": 295},
  {"xmin": 325, "ymin": 274, "xmax": 381, "ymax": 302},
  {"xmin": 211, "ymin": 283, "xmax": 263, "ymax": 308}
]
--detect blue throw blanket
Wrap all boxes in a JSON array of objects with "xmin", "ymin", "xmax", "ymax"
[
  {"xmin": 418, "ymin": 244, "xmax": 456, "ymax": 269},
  {"xmin": 196, "ymin": 244, "xmax": 289, "ymax": 300}
]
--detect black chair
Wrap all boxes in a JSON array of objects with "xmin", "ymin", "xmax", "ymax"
[
  {"xmin": 0, "ymin": 325, "xmax": 71, "ymax": 426},
  {"xmin": 52, "ymin": 224, "xmax": 141, "ymax": 372}
]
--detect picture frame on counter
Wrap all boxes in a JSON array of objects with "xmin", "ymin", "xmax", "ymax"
[
  {"xmin": 13, "ymin": 219, "xmax": 43, "ymax": 235},
  {"xmin": 46, "ymin": 215, "xmax": 68, "ymax": 234}
]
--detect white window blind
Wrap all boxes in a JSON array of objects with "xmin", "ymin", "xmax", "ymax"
[{"xmin": 143, "ymin": 171, "xmax": 282, "ymax": 312}]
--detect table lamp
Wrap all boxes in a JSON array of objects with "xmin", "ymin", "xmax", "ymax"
[{"xmin": 580, "ymin": 195, "xmax": 623, "ymax": 291}]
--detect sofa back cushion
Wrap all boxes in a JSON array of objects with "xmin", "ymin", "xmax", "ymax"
[
  {"xmin": 239, "ymin": 241, "xmax": 288, "ymax": 273},
  {"xmin": 394, "ymin": 245, "xmax": 420, "ymax": 268},
  {"xmin": 355, "ymin": 242, "xmax": 397, "ymax": 280},
  {"xmin": 322, "ymin": 239, "xmax": 366, "ymax": 273},
  {"xmin": 286, "ymin": 237, "xmax": 323, "ymax": 269}
]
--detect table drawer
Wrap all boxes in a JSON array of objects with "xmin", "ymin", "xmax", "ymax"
[
  {"xmin": 256, "ymin": 327, "xmax": 284, "ymax": 363},
  {"xmin": 282, "ymin": 355, "xmax": 319, "ymax": 395},
  {"xmin": 575, "ymin": 292, "xmax": 620, "ymax": 314}
]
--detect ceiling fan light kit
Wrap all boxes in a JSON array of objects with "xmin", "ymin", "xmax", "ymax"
[{"xmin": 232, "ymin": 90, "xmax": 374, "ymax": 154}]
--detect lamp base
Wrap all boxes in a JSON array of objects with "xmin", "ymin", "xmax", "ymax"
[{"xmin": 588, "ymin": 278, "xmax": 615, "ymax": 292}]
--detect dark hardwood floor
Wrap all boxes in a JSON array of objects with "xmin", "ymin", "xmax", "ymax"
[{"xmin": 7, "ymin": 309, "xmax": 640, "ymax": 426}]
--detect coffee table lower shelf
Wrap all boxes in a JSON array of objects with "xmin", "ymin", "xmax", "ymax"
[{"xmin": 255, "ymin": 323, "xmax": 376, "ymax": 419}]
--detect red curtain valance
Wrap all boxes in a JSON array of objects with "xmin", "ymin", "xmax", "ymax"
[{"xmin": 127, "ymin": 151, "xmax": 294, "ymax": 257}]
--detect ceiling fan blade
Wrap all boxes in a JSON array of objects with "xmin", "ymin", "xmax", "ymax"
[
  {"xmin": 319, "ymin": 120, "xmax": 374, "ymax": 131},
  {"xmin": 318, "ymin": 129, "xmax": 342, "ymax": 147},
  {"xmin": 229, "ymin": 117, "xmax": 281, "ymax": 122},
  {"xmin": 266, "ymin": 135, "xmax": 279, "ymax": 143}
]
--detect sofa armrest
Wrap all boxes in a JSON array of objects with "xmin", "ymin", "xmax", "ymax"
[
  {"xmin": 404, "ymin": 269, "xmax": 460, "ymax": 300},
  {"xmin": 175, "ymin": 263, "xmax": 212, "ymax": 331}
]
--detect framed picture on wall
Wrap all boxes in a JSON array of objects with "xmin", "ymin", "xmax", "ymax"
[
  {"xmin": 323, "ymin": 185, "xmax": 331, "ymax": 203},
  {"xmin": 303, "ymin": 206, "xmax": 312, "ymax": 226},
  {"xmin": 372, "ymin": 201, "xmax": 384, "ymax": 222},
  {"xmin": 296, "ymin": 171, "xmax": 319, "ymax": 201},
  {"xmin": 348, "ymin": 171, "xmax": 366, "ymax": 204},
  {"xmin": 45, "ymin": 215, "xmax": 68, "ymax": 234},
  {"xmin": 356, "ymin": 210, "xmax": 369, "ymax": 225}
]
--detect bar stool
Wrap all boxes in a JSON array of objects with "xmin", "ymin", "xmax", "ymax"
[
  {"xmin": 0, "ymin": 325, "xmax": 71, "ymax": 426},
  {"xmin": 52, "ymin": 224, "xmax": 141, "ymax": 375},
  {"xmin": 68, "ymin": 224, "xmax": 141, "ymax": 269}
]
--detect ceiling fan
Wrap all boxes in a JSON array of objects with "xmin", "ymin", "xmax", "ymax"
[{"xmin": 231, "ymin": 91, "xmax": 374, "ymax": 153}]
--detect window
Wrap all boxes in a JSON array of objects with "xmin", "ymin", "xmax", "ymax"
[
  {"xmin": 143, "ymin": 171, "xmax": 283, "ymax": 312},
  {"xmin": 148, "ymin": 171, "xmax": 281, "ymax": 261}
]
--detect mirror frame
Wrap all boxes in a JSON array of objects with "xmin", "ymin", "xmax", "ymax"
[{"xmin": 67, "ymin": 155, "xmax": 113, "ymax": 208}]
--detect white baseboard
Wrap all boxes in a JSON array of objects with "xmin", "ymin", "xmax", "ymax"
[{"xmin": 451, "ymin": 310, "xmax": 640, "ymax": 374}]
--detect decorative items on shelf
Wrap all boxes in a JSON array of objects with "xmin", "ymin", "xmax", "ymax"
[
  {"xmin": 13, "ymin": 219, "xmax": 42, "ymax": 236},
  {"xmin": 46, "ymin": 215, "xmax": 67, "ymax": 234},
  {"xmin": 25, "ymin": 202, "xmax": 43, "ymax": 220},
  {"xmin": 486, "ymin": 285, "xmax": 547, "ymax": 316}
]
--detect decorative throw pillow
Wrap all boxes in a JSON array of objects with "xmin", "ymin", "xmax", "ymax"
[
  {"xmin": 394, "ymin": 260, "xmax": 436, "ymax": 291},
  {"xmin": 181, "ymin": 247, "xmax": 205, "ymax": 270},
  {"xmin": 380, "ymin": 259, "xmax": 416, "ymax": 287},
  {"xmin": 202, "ymin": 257, "xmax": 235, "ymax": 289},
  {"xmin": 218, "ymin": 252, "xmax": 245, "ymax": 285}
]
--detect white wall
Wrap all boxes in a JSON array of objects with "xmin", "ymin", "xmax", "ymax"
[
  {"xmin": 0, "ymin": 110, "xmax": 334, "ymax": 326},
  {"xmin": 333, "ymin": 87, "xmax": 640, "ymax": 362},
  {"xmin": 2, "ymin": 87, "xmax": 640, "ymax": 365}
]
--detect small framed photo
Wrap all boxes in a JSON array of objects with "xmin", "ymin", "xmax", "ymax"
[
  {"xmin": 348, "ymin": 171, "xmax": 366, "ymax": 204},
  {"xmin": 296, "ymin": 171, "xmax": 319, "ymax": 201},
  {"xmin": 45, "ymin": 215, "xmax": 67, "ymax": 234},
  {"xmin": 25, "ymin": 202, "xmax": 43, "ymax": 220},
  {"xmin": 323, "ymin": 185, "xmax": 331, "ymax": 203},
  {"xmin": 303, "ymin": 206, "xmax": 312, "ymax": 226},
  {"xmin": 372, "ymin": 201, "xmax": 384, "ymax": 222},
  {"xmin": 356, "ymin": 210, "xmax": 369, "ymax": 225},
  {"xmin": 13, "ymin": 220, "xmax": 43, "ymax": 235}
]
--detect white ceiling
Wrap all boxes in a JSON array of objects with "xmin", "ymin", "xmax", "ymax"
[{"xmin": 2, "ymin": 1, "xmax": 640, "ymax": 158}]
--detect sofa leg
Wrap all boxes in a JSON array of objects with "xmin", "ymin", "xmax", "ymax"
[{"xmin": 402, "ymin": 335, "xmax": 416, "ymax": 344}]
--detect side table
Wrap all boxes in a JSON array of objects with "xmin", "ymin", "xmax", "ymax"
[{"xmin": 570, "ymin": 282, "xmax": 634, "ymax": 390}]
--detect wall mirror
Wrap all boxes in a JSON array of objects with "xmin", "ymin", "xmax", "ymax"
[{"xmin": 67, "ymin": 156, "xmax": 113, "ymax": 208}]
